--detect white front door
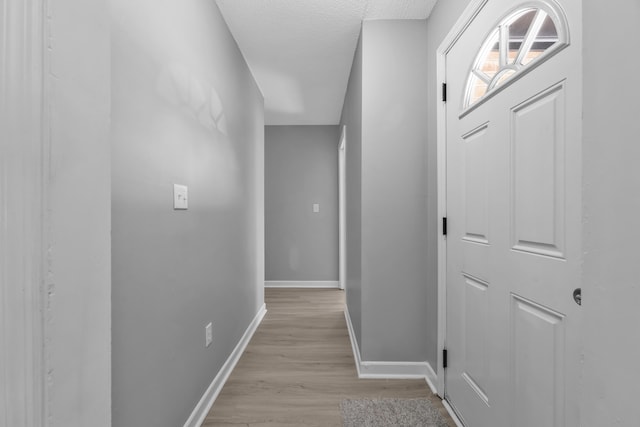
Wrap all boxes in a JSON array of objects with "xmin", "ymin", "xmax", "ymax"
[{"xmin": 444, "ymin": 1, "xmax": 582, "ymax": 426}]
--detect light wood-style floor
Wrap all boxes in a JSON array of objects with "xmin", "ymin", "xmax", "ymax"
[{"xmin": 203, "ymin": 288, "xmax": 455, "ymax": 426}]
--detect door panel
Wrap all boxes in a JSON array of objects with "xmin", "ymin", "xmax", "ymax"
[
  {"xmin": 463, "ymin": 274, "xmax": 490, "ymax": 404},
  {"xmin": 511, "ymin": 83, "xmax": 566, "ymax": 258},
  {"xmin": 463, "ymin": 124, "xmax": 490, "ymax": 244},
  {"xmin": 510, "ymin": 294, "xmax": 566, "ymax": 427}
]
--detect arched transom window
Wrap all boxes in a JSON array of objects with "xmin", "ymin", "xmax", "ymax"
[{"xmin": 464, "ymin": 2, "xmax": 569, "ymax": 108}]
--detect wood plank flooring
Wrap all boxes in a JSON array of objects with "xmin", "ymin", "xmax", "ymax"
[{"xmin": 203, "ymin": 288, "xmax": 455, "ymax": 426}]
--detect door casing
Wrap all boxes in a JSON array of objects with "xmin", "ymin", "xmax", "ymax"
[
  {"xmin": 436, "ymin": 0, "xmax": 491, "ymax": 398},
  {"xmin": 0, "ymin": 0, "xmax": 48, "ymax": 425},
  {"xmin": 338, "ymin": 125, "xmax": 347, "ymax": 291}
]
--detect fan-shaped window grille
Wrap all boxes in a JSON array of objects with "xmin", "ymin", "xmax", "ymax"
[{"xmin": 464, "ymin": 3, "xmax": 569, "ymax": 109}]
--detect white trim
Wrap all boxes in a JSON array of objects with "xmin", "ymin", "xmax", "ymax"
[
  {"xmin": 183, "ymin": 304, "xmax": 267, "ymax": 427},
  {"xmin": 1, "ymin": 1, "xmax": 47, "ymax": 424},
  {"xmin": 358, "ymin": 361, "xmax": 435, "ymax": 379},
  {"xmin": 254, "ymin": 102, "xmax": 266, "ymax": 305},
  {"xmin": 265, "ymin": 281, "xmax": 340, "ymax": 289},
  {"xmin": 338, "ymin": 125, "xmax": 347, "ymax": 291},
  {"xmin": 343, "ymin": 306, "xmax": 436, "ymax": 379},
  {"xmin": 438, "ymin": 0, "xmax": 489, "ymax": 56},
  {"xmin": 344, "ymin": 304, "xmax": 363, "ymax": 377},
  {"xmin": 424, "ymin": 362, "xmax": 438, "ymax": 394},
  {"xmin": 436, "ymin": 0, "xmax": 489, "ymax": 399},
  {"xmin": 442, "ymin": 399, "xmax": 466, "ymax": 427}
]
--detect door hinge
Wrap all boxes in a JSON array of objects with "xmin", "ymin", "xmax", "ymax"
[
  {"xmin": 442, "ymin": 82, "xmax": 447, "ymax": 102},
  {"xmin": 443, "ymin": 348, "xmax": 448, "ymax": 369},
  {"xmin": 442, "ymin": 217, "xmax": 447, "ymax": 236}
]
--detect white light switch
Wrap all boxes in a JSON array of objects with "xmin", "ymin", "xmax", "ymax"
[
  {"xmin": 313, "ymin": 203, "xmax": 320, "ymax": 213},
  {"xmin": 174, "ymin": 184, "xmax": 188, "ymax": 210},
  {"xmin": 205, "ymin": 322, "xmax": 213, "ymax": 347}
]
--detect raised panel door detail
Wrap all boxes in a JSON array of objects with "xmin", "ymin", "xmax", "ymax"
[
  {"xmin": 463, "ymin": 123, "xmax": 490, "ymax": 245},
  {"xmin": 511, "ymin": 83, "xmax": 566, "ymax": 258},
  {"xmin": 463, "ymin": 273, "xmax": 490, "ymax": 405},
  {"xmin": 510, "ymin": 294, "xmax": 565, "ymax": 427}
]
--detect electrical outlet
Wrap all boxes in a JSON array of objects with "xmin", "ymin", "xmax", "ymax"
[{"xmin": 205, "ymin": 322, "xmax": 213, "ymax": 347}]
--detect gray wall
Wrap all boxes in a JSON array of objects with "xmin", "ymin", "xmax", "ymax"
[
  {"xmin": 341, "ymin": 31, "xmax": 364, "ymax": 349},
  {"xmin": 360, "ymin": 20, "xmax": 429, "ymax": 361},
  {"xmin": 110, "ymin": 0, "xmax": 265, "ymax": 426},
  {"xmin": 50, "ymin": 0, "xmax": 112, "ymax": 424},
  {"xmin": 582, "ymin": 1, "xmax": 640, "ymax": 425},
  {"xmin": 265, "ymin": 125, "xmax": 340, "ymax": 281},
  {"xmin": 425, "ymin": 0, "xmax": 472, "ymax": 374},
  {"xmin": 341, "ymin": 20, "xmax": 430, "ymax": 362}
]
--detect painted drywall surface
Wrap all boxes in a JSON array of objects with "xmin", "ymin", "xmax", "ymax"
[
  {"xmin": 47, "ymin": 0, "xmax": 112, "ymax": 425},
  {"xmin": 582, "ymin": 1, "xmax": 640, "ymax": 425},
  {"xmin": 424, "ymin": 0, "xmax": 472, "ymax": 371},
  {"xmin": 265, "ymin": 125, "xmax": 339, "ymax": 281},
  {"xmin": 359, "ymin": 20, "xmax": 429, "ymax": 362},
  {"xmin": 340, "ymin": 31, "xmax": 364, "ymax": 349},
  {"xmin": 110, "ymin": 0, "xmax": 264, "ymax": 426},
  {"xmin": 217, "ymin": 0, "xmax": 437, "ymax": 126}
]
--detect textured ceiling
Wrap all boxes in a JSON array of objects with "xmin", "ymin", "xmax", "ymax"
[{"xmin": 216, "ymin": 0, "xmax": 437, "ymax": 125}]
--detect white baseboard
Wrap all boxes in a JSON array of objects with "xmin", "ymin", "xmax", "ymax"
[
  {"xmin": 265, "ymin": 280, "xmax": 340, "ymax": 289},
  {"xmin": 343, "ymin": 306, "xmax": 436, "ymax": 379},
  {"xmin": 358, "ymin": 360, "xmax": 435, "ymax": 378},
  {"xmin": 442, "ymin": 398, "xmax": 466, "ymax": 427},
  {"xmin": 183, "ymin": 304, "xmax": 267, "ymax": 427},
  {"xmin": 344, "ymin": 305, "xmax": 364, "ymax": 377},
  {"xmin": 425, "ymin": 362, "xmax": 438, "ymax": 394}
]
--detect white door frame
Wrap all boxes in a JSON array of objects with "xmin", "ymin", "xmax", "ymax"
[
  {"xmin": 338, "ymin": 126, "xmax": 347, "ymax": 291},
  {"xmin": 436, "ymin": 0, "xmax": 491, "ymax": 398},
  {"xmin": 0, "ymin": 0, "xmax": 48, "ymax": 425}
]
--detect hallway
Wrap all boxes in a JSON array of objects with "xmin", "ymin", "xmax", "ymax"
[
  {"xmin": 204, "ymin": 289, "xmax": 455, "ymax": 426},
  {"xmin": 3, "ymin": 0, "xmax": 640, "ymax": 425}
]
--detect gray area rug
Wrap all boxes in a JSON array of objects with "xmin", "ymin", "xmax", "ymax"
[{"xmin": 341, "ymin": 398, "xmax": 450, "ymax": 427}]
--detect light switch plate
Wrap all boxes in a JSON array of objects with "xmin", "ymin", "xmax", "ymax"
[
  {"xmin": 174, "ymin": 184, "xmax": 188, "ymax": 210},
  {"xmin": 313, "ymin": 203, "xmax": 320, "ymax": 213},
  {"xmin": 205, "ymin": 322, "xmax": 213, "ymax": 347}
]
